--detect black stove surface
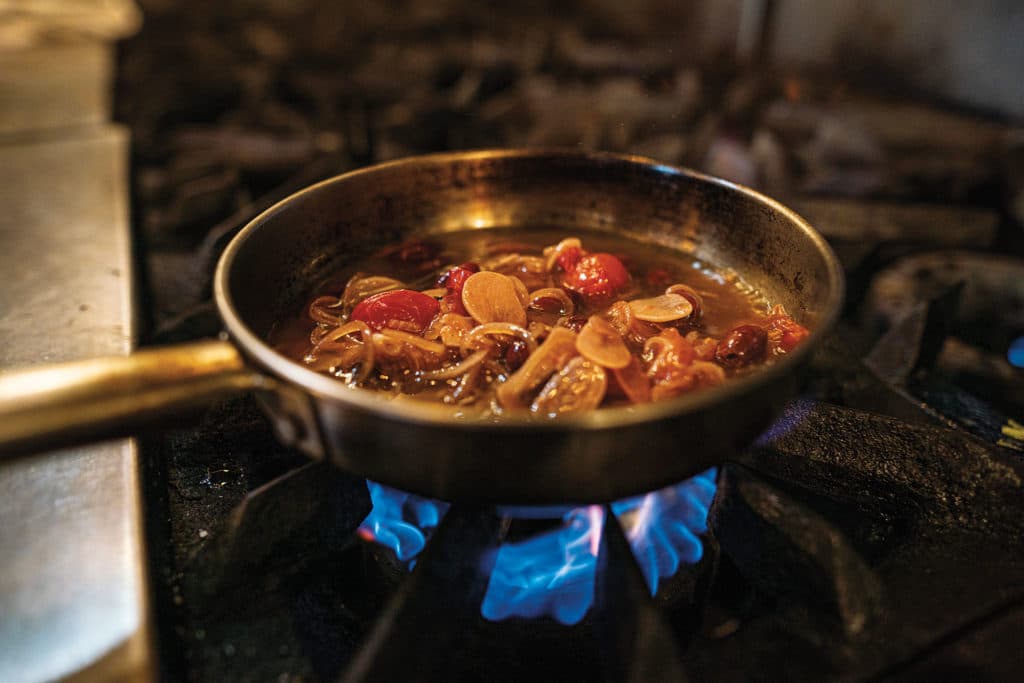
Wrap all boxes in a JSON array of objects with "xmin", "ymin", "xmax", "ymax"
[{"xmin": 118, "ymin": 2, "xmax": 1024, "ymax": 681}]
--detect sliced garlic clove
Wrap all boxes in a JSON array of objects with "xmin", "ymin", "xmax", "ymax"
[
  {"xmin": 628, "ymin": 292, "xmax": 694, "ymax": 323},
  {"xmin": 510, "ymin": 275, "xmax": 530, "ymax": 308},
  {"xmin": 576, "ymin": 315, "xmax": 632, "ymax": 369},
  {"xmin": 664, "ymin": 283, "xmax": 704, "ymax": 319},
  {"xmin": 530, "ymin": 357, "xmax": 607, "ymax": 416},
  {"xmin": 461, "ymin": 271, "xmax": 528, "ymax": 327}
]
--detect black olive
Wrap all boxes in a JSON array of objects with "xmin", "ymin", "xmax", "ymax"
[
  {"xmin": 504, "ymin": 340, "xmax": 530, "ymax": 371},
  {"xmin": 715, "ymin": 325, "xmax": 767, "ymax": 368}
]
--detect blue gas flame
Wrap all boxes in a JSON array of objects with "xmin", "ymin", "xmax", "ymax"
[
  {"xmin": 1009, "ymin": 336, "xmax": 1024, "ymax": 369},
  {"xmin": 611, "ymin": 469, "xmax": 718, "ymax": 595},
  {"xmin": 358, "ymin": 481, "xmax": 450, "ymax": 563},
  {"xmin": 357, "ymin": 469, "xmax": 718, "ymax": 625},
  {"xmin": 480, "ymin": 505, "xmax": 602, "ymax": 625}
]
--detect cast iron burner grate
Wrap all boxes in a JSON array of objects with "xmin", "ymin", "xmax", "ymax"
[{"xmin": 139, "ymin": 304, "xmax": 1024, "ymax": 682}]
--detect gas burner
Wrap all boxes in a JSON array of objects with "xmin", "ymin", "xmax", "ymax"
[{"xmin": 357, "ymin": 470, "xmax": 716, "ymax": 625}]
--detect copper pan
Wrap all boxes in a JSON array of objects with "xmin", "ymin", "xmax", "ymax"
[{"xmin": 0, "ymin": 150, "xmax": 843, "ymax": 504}]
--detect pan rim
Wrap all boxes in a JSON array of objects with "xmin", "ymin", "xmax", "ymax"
[{"xmin": 214, "ymin": 148, "xmax": 845, "ymax": 432}]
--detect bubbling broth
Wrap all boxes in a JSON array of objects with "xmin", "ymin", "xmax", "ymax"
[{"xmin": 269, "ymin": 228, "xmax": 809, "ymax": 417}]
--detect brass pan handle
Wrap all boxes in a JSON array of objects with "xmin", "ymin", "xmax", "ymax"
[{"xmin": 0, "ymin": 339, "xmax": 266, "ymax": 460}]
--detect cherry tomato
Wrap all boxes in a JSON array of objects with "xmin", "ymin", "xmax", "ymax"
[
  {"xmin": 438, "ymin": 262, "xmax": 479, "ymax": 315},
  {"xmin": 351, "ymin": 289, "xmax": 439, "ymax": 333},
  {"xmin": 563, "ymin": 253, "xmax": 630, "ymax": 301},
  {"xmin": 767, "ymin": 314, "xmax": 809, "ymax": 353},
  {"xmin": 436, "ymin": 262, "xmax": 479, "ymax": 287},
  {"xmin": 780, "ymin": 328, "xmax": 808, "ymax": 352},
  {"xmin": 556, "ymin": 246, "xmax": 582, "ymax": 272}
]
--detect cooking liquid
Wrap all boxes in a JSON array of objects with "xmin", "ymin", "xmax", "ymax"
[{"xmin": 270, "ymin": 227, "xmax": 775, "ymax": 410}]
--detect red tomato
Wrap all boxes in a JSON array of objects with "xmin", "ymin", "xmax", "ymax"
[
  {"xmin": 351, "ymin": 289, "xmax": 439, "ymax": 333},
  {"xmin": 563, "ymin": 253, "xmax": 630, "ymax": 301},
  {"xmin": 766, "ymin": 314, "xmax": 809, "ymax": 353},
  {"xmin": 438, "ymin": 262, "xmax": 479, "ymax": 315},
  {"xmin": 556, "ymin": 246, "xmax": 583, "ymax": 272}
]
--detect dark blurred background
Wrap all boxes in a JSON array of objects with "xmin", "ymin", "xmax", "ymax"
[{"xmin": 113, "ymin": 0, "xmax": 1024, "ymax": 337}]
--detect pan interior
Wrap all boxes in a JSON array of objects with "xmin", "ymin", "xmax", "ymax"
[{"xmin": 223, "ymin": 151, "xmax": 840, "ymax": 357}]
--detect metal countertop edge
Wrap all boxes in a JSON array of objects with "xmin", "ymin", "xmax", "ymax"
[{"xmin": 0, "ymin": 125, "xmax": 155, "ymax": 683}]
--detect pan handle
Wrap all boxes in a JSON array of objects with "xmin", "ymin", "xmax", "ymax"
[{"xmin": 0, "ymin": 339, "xmax": 267, "ymax": 460}]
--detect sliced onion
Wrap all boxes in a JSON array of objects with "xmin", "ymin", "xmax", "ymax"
[
  {"xmin": 691, "ymin": 360, "xmax": 726, "ymax": 385},
  {"xmin": 341, "ymin": 274, "xmax": 404, "ymax": 309},
  {"xmin": 309, "ymin": 295, "xmax": 346, "ymax": 325},
  {"xmin": 424, "ymin": 313, "xmax": 475, "ymax": 347},
  {"xmin": 305, "ymin": 353, "xmax": 344, "ymax": 373},
  {"xmin": 650, "ymin": 360, "xmax": 725, "ymax": 401},
  {"xmin": 543, "ymin": 237, "xmax": 582, "ymax": 272},
  {"xmin": 419, "ymin": 349, "xmax": 490, "ymax": 381},
  {"xmin": 520, "ymin": 254, "xmax": 552, "ymax": 270},
  {"xmin": 516, "ymin": 255, "xmax": 548, "ymax": 274},
  {"xmin": 482, "ymin": 252, "xmax": 547, "ymax": 276},
  {"xmin": 644, "ymin": 328, "xmax": 697, "ymax": 380},
  {"xmin": 604, "ymin": 300, "xmax": 634, "ymax": 336},
  {"xmin": 527, "ymin": 320, "xmax": 552, "ymax": 340},
  {"xmin": 527, "ymin": 287, "xmax": 575, "ymax": 315},
  {"xmin": 310, "ymin": 325, "xmax": 329, "ymax": 345},
  {"xmin": 310, "ymin": 321, "xmax": 372, "ymax": 354},
  {"xmin": 450, "ymin": 360, "xmax": 484, "ymax": 402},
  {"xmin": 464, "ymin": 322, "xmax": 538, "ymax": 354},
  {"xmin": 357, "ymin": 331, "xmax": 376, "ymax": 381},
  {"xmin": 530, "ymin": 357, "xmax": 607, "ymax": 416},
  {"xmin": 374, "ymin": 329, "xmax": 446, "ymax": 355},
  {"xmin": 306, "ymin": 321, "xmax": 375, "ymax": 381},
  {"xmin": 496, "ymin": 326, "xmax": 578, "ymax": 408}
]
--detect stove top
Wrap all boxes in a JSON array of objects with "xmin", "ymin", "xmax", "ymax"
[{"xmin": 116, "ymin": 2, "xmax": 1024, "ymax": 681}]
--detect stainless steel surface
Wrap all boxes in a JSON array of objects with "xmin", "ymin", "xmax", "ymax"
[
  {"xmin": 0, "ymin": 43, "xmax": 112, "ymax": 137},
  {"xmin": 0, "ymin": 128, "xmax": 151, "ymax": 681}
]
